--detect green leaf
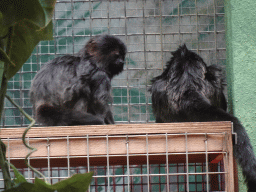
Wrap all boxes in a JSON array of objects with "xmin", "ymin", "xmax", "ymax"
[
  {"xmin": 34, "ymin": 178, "xmax": 54, "ymax": 192},
  {"xmin": 7, "ymin": 20, "xmax": 53, "ymax": 79},
  {"xmin": 52, "ymin": 172, "xmax": 94, "ymax": 192},
  {"xmin": 3, "ymin": 182, "xmax": 34, "ymax": 192},
  {"xmin": 0, "ymin": 61, "xmax": 4, "ymax": 86},
  {"xmin": 6, "ymin": 181, "xmax": 54, "ymax": 192},
  {"xmin": 0, "ymin": 12, "xmax": 9, "ymax": 37},
  {"xmin": 0, "ymin": 0, "xmax": 56, "ymax": 28},
  {"xmin": 3, "ymin": 173, "xmax": 93, "ymax": 192},
  {"xmin": 0, "ymin": 47, "xmax": 15, "ymax": 66},
  {"xmin": 8, "ymin": 163, "xmax": 26, "ymax": 185},
  {"xmin": 38, "ymin": 0, "xmax": 57, "ymax": 26}
]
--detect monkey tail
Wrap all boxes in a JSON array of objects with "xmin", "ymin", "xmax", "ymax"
[
  {"xmin": 185, "ymin": 103, "xmax": 256, "ymax": 191},
  {"xmin": 203, "ymin": 108, "xmax": 256, "ymax": 191},
  {"xmin": 36, "ymin": 104, "xmax": 104, "ymax": 126},
  {"xmin": 232, "ymin": 117, "xmax": 256, "ymax": 191}
]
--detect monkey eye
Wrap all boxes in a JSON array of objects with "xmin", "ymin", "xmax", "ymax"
[
  {"xmin": 112, "ymin": 52, "xmax": 120, "ymax": 59},
  {"xmin": 112, "ymin": 50, "xmax": 120, "ymax": 56}
]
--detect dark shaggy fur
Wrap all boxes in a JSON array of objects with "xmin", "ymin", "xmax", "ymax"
[
  {"xmin": 30, "ymin": 35, "xmax": 126, "ymax": 126},
  {"xmin": 150, "ymin": 44, "xmax": 256, "ymax": 191}
]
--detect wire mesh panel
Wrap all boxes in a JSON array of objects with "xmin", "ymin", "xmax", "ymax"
[
  {"xmin": 1, "ymin": 122, "xmax": 235, "ymax": 191},
  {"xmin": 2, "ymin": 0, "xmax": 226, "ymax": 127}
]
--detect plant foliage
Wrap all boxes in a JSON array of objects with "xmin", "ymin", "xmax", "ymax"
[
  {"xmin": 0, "ymin": 0, "xmax": 56, "ymax": 80},
  {"xmin": 5, "ymin": 164, "xmax": 93, "ymax": 192}
]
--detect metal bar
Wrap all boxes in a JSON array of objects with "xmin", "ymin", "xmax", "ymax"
[
  {"xmin": 205, "ymin": 133, "xmax": 209, "ymax": 192},
  {"xmin": 214, "ymin": 0, "xmax": 218, "ymax": 62},
  {"xmin": 126, "ymin": 0, "xmax": 130, "ymax": 124},
  {"xmin": 71, "ymin": 0, "xmax": 74, "ymax": 55},
  {"xmin": 106, "ymin": 135, "xmax": 110, "ymax": 192},
  {"xmin": 87, "ymin": 135, "xmax": 91, "ymax": 192},
  {"xmin": 165, "ymin": 133, "xmax": 169, "ymax": 192},
  {"xmin": 146, "ymin": 133, "xmax": 150, "ymax": 192},
  {"xmin": 67, "ymin": 136, "xmax": 70, "ymax": 178},
  {"xmin": 126, "ymin": 136, "xmax": 130, "ymax": 192},
  {"xmin": 47, "ymin": 138, "xmax": 51, "ymax": 183},
  {"xmin": 185, "ymin": 133, "xmax": 189, "ymax": 192}
]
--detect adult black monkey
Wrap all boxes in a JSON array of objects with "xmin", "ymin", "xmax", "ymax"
[
  {"xmin": 150, "ymin": 44, "xmax": 256, "ymax": 191},
  {"xmin": 30, "ymin": 35, "xmax": 126, "ymax": 126}
]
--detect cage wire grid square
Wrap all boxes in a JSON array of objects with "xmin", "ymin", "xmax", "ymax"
[
  {"xmin": 2, "ymin": 0, "xmax": 226, "ymax": 127},
  {"xmin": 2, "ymin": 126, "xmax": 232, "ymax": 192}
]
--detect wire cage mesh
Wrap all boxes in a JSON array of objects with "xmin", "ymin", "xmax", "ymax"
[
  {"xmin": 2, "ymin": 0, "xmax": 226, "ymax": 126},
  {"xmin": 0, "ymin": 0, "xmax": 230, "ymax": 191},
  {"xmin": 1, "ymin": 122, "xmax": 234, "ymax": 192}
]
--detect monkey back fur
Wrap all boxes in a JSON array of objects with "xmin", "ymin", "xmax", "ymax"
[{"xmin": 150, "ymin": 44, "xmax": 256, "ymax": 191}]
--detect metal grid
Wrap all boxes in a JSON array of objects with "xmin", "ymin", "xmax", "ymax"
[
  {"xmin": 2, "ymin": 0, "xmax": 226, "ymax": 127},
  {"xmin": 2, "ymin": 132, "xmax": 229, "ymax": 192}
]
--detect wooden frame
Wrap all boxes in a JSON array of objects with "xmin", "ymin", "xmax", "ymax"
[{"xmin": 1, "ymin": 122, "xmax": 235, "ymax": 191}]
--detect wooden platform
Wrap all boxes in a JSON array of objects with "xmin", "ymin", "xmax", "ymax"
[{"xmin": 1, "ymin": 122, "xmax": 235, "ymax": 191}]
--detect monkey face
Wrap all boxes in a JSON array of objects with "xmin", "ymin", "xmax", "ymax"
[
  {"xmin": 85, "ymin": 35, "xmax": 127, "ymax": 78},
  {"xmin": 98, "ymin": 35, "xmax": 126, "ymax": 74},
  {"xmin": 105, "ymin": 48, "xmax": 126, "ymax": 77}
]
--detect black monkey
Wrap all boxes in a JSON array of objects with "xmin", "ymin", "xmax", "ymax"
[
  {"xmin": 150, "ymin": 44, "xmax": 256, "ymax": 191},
  {"xmin": 30, "ymin": 35, "xmax": 126, "ymax": 126}
]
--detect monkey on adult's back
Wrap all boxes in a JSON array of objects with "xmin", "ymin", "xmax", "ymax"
[{"xmin": 30, "ymin": 35, "xmax": 127, "ymax": 126}]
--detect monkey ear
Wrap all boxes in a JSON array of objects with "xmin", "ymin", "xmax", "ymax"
[
  {"xmin": 171, "ymin": 44, "xmax": 188, "ymax": 57},
  {"xmin": 85, "ymin": 39, "xmax": 98, "ymax": 57},
  {"xmin": 181, "ymin": 44, "xmax": 188, "ymax": 49},
  {"xmin": 180, "ymin": 44, "xmax": 188, "ymax": 57}
]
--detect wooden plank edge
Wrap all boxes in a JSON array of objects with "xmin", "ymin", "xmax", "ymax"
[{"xmin": 0, "ymin": 121, "xmax": 233, "ymax": 138}]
